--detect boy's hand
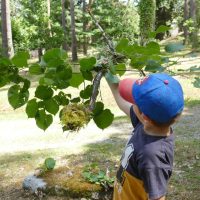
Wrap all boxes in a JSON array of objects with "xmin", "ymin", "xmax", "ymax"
[{"xmin": 105, "ymin": 71, "xmax": 120, "ymax": 84}]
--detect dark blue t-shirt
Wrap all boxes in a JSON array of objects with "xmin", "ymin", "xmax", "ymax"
[{"xmin": 115, "ymin": 106, "xmax": 174, "ymax": 200}]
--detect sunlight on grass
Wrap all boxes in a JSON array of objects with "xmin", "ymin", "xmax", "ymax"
[{"xmin": 184, "ymin": 98, "xmax": 200, "ymax": 107}]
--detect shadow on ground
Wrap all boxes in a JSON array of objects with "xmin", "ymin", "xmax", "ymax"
[{"xmin": 0, "ymin": 106, "xmax": 200, "ymax": 199}]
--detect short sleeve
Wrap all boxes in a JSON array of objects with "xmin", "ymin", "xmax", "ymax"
[
  {"xmin": 130, "ymin": 105, "xmax": 140, "ymax": 128},
  {"xmin": 139, "ymin": 167, "xmax": 171, "ymax": 199}
]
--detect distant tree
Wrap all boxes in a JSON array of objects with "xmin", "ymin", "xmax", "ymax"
[
  {"xmin": 189, "ymin": 0, "xmax": 199, "ymax": 48},
  {"xmin": 70, "ymin": 0, "xmax": 78, "ymax": 61},
  {"xmin": 183, "ymin": 0, "xmax": 189, "ymax": 44},
  {"xmin": 47, "ymin": 0, "xmax": 52, "ymax": 37},
  {"xmin": 82, "ymin": 0, "xmax": 87, "ymax": 55},
  {"xmin": 1, "ymin": 0, "xmax": 14, "ymax": 58},
  {"xmin": 61, "ymin": 0, "xmax": 68, "ymax": 51},
  {"xmin": 155, "ymin": 0, "xmax": 177, "ymax": 40},
  {"xmin": 139, "ymin": 0, "xmax": 156, "ymax": 45}
]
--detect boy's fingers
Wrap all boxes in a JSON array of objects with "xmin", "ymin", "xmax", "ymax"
[{"xmin": 105, "ymin": 71, "xmax": 120, "ymax": 84}]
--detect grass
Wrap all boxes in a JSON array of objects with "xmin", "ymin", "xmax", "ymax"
[
  {"xmin": 167, "ymin": 140, "xmax": 200, "ymax": 200},
  {"xmin": 0, "ymin": 46, "xmax": 200, "ymax": 199},
  {"xmin": 184, "ymin": 98, "xmax": 200, "ymax": 107}
]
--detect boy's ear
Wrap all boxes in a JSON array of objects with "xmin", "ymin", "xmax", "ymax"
[{"xmin": 141, "ymin": 113, "xmax": 153, "ymax": 123}]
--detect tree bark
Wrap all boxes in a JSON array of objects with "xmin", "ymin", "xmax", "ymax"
[
  {"xmin": 70, "ymin": 0, "xmax": 78, "ymax": 61},
  {"xmin": 82, "ymin": 0, "xmax": 87, "ymax": 55},
  {"xmin": 183, "ymin": 0, "xmax": 189, "ymax": 44},
  {"xmin": 189, "ymin": 0, "xmax": 198, "ymax": 48},
  {"xmin": 1, "ymin": 0, "xmax": 14, "ymax": 58},
  {"xmin": 47, "ymin": 0, "xmax": 52, "ymax": 37},
  {"xmin": 38, "ymin": 48, "xmax": 43, "ymax": 62},
  {"xmin": 62, "ymin": 0, "xmax": 68, "ymax": 51}
]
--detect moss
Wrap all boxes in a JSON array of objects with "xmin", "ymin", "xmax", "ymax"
[
  {"xmin": 60, "ymin": 103, "xmax": 91, "ymax": 132},
  {"xmin": 42, "ymin": 166, "xmax": 102, "ymax": 198}
]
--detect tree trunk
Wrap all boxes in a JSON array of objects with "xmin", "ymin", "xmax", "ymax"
[
  {"xmin": 70, "ymin": 0, "xmax": 78, "ymax": 61},
  {"xmin": 1, "ymin": 0, "xmax": 14, "ymax": 58},
  {"xmin": 189, "ymin": 0, "xmax": 198, "ymax": 48},
  {"xmin": 89, "ymin": 0, "xmax": 93, "ymax": 6},
  {"xmin": 62, "ymin": 0, "xmax": 68, "ymax": 51},
  {"xmin": 139, "ymin": 0, "xmax": 156, "ymax": 45},
  {"xmin": 38, "ymin": 48, "xmax": 43, "ymax": 62},
  {"xmin": 82, "ymin": 0, "xmax": 87, "ymax": 55},
  {"xmin": 183, "ymin": 0, "xmax": 189, "ymax": 44},
  {"xmin": 47, "ymin": 0, "xmax": 52, "ymax": 37}
]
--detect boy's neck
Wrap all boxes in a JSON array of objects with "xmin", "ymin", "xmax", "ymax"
[{"xmin": 144, "ymin": 125, "xmax": 171, "ymax": 137}]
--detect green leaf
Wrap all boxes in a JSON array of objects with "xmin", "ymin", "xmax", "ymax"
[
  {"xmin": 69, "ymin": 73, "xmax": 84, "ymax": 88},
  {"xmin": 8, "ymin": 85, "xmax": 29, "ymax": 109},
  {"xmin": 29, "ymin": 64, "xmax": 44, "ymax": 75},
  {"xmin": 148, "ymin": 31, "xmax": 157, "ymax": 38},
  {"xmin": 116, "ymin": 38, "xmax": 129, "ymax": 53},
  {"xmin": 35, "ymin": 85, "xmax": 54, "ymax": 100},
  {"xmin": 26, "ymin": 99, "xmax": 38, "ymax": 118},
  {"xmin": 43, "ymin": 48, "xmax": 68, "ymax": 65},
  {"xmin": 115, "ymin": 63, "xmax": 126, "ymax": 76},
  {"xmin": 80, "ymin": 85, "xmax": 93, "ymax": 99},
  {"xmin": 193, "ymin": 77, "xmax": 200, "ymax": 88},
  {"xmin": 0, "ymin": 76, "xmax": 9, "ymax": 88},
  {"xmin": 149, "ymin": 26, "xmax": 170, "ymax": 38},
  {"xmin": 39, "ymin": 77, "xmax": 55, "ymax": 86},
  {"xmin": 156, "ymin": 25, "xmax": 170, "ymax": 33},
  {"xmin": 35, "ymin": 110, "xmax": 53, "ymax": 130},
  {"xmin": 81, "ymin": 70, "xmax": 93, "ymax": 81},
  {"xmin": 71, "ymin": 97, "xmax": 81, "ymax": 103},
  {"xmin": 80, "ymin": 57, "xmax": 96, "ymax": 71},
  {"xmin": 0, "ymin": 57, "xmax": 12, "ymax": 66},
  {"xmin": 165, "ymin": 43, "xmax": 184, "ymax": 53},
  {"xmin": 44, "ymin": 99, "xmax": 59, "ymax": 115},
  {"xmin": 47, "ymin": 58, "xmax": 64, "ymax": 68},
  {"xmin": 93, "ymin": 109, "xmax": 114, "ymax": 129},
  {"xmin": 105, "ymin": 71, "xmax": 120, "ymax": 83},
  {"xmin": 93, "ymin": 102, "xmax": 104, "ymax": 116},
  {"xmin": 130, "ymin": 59, "xmax": 145, "ymax": 70},
  {"xmin": 145, "ymin": 60, "xmax": 165, "ymax": 72},
  {"xmin": 11, "ymin": 51, "xmax": 30, "ymax": 68},
  {"xmin": 21, "ymin": 79, "xmax": 31, "ymax": 92},
  {"xmin": 54, "ymin": 80, "xmax": 70, "ymax": 89},
  {"xmin": 56, "ymin": 67, "xmax": 72, "ymax": 81},
  {"xmin": 44, "ymin": 158, "xmax": 56, "ymax": 170},
  {"xmin": 146, "ymin": 42, "xmax": 160, "ymax": 54}
]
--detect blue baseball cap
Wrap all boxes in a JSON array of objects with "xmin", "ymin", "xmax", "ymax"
[{"xmin": 119, "ymin": 73, "xmax": 184, "ymax": 123}]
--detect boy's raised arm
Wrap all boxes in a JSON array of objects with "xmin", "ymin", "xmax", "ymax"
[{"xmin": 106, "ymin": 81, "xmax": 132, "ymax": 117}]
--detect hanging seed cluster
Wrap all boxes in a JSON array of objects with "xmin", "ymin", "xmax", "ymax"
[{"xmin": 60, "ymin": 103, "xmax": 91, "ymax": 132}]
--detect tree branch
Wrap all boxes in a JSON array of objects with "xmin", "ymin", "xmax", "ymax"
[{"xmin": 89, "ymin": 70, "xmax": 104, "ymax": 111}]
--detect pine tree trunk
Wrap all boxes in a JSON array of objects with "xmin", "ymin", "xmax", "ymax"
[
  {"xmin": 83, "ymin": 0, "xmax": 87, "ymax": 55},
  {"xmin": 47, "ymin": 0, "xmax": 52, "ymax": 37},
  {"xmin": 38, "ymin": 48, "xmax": 43, "ymax": 62},
  {"xmin": 70, "ymin": 0, "xmax": 78, "ymax": 61},
  {"xmin": 1, "ymin": 0, "xmax": 14, "ymax": 58},
  {"xmin": 183, "ymin": 0, "xmax": 189, "ymax": 44},
  {"xmin": 62, "ymin": 0, "xmax": 68, "ymax": 51},
  {"xmin": 189, "ymin": 0, "xmax": 199, "ymax": 48}
]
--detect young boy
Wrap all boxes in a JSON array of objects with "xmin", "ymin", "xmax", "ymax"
[{"xmin": 106, "ymin": 73, "xmax": 184, "ymax": 200}]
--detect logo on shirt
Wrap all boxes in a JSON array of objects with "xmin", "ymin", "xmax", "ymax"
[{"xmin": 116, "ymin": 144, "xmax": 134, "ymax": 186}]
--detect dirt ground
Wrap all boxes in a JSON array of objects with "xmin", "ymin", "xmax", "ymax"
[
  {"xmin": 0, "ymin": 69, "xmax": 200, "ymax": 199},
  {"xmin": 0, "ymin": 104, "xmax": 200, "ymax": 199}
]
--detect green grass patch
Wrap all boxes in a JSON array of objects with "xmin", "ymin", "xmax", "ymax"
[
  {"xmin": 167, "ymin": 139, "xmax": 200, "ymax": 199},
  {"xmin": 184, "ymin": 98, "xmax": 200, "ymax": 107},
  {"xmin": 114, "ymin": 115, "xmax": 129, "ymax": 121}
]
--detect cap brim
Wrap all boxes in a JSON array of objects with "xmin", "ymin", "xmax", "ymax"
[{"xmin": 119, "ymin": 78, "xmax": 136, "ymax": 104}]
